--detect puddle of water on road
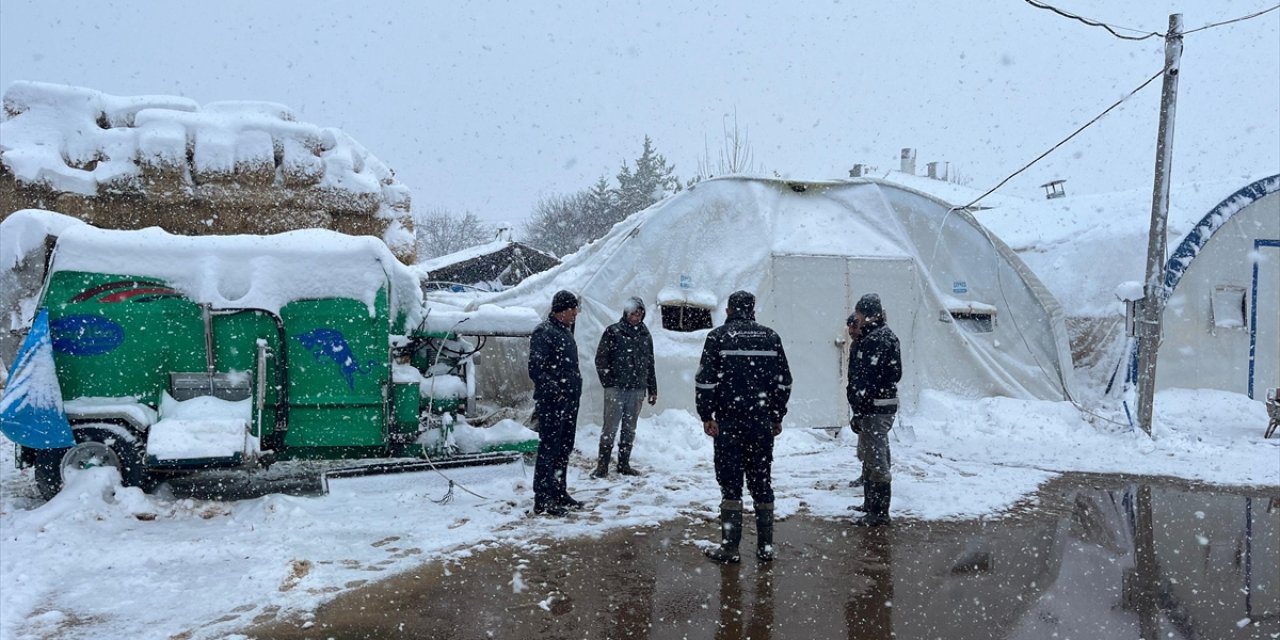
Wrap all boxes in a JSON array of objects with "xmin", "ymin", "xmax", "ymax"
[{"xmin": 248, "ymin": 474, "xmax": 1280, "ymax": 640}]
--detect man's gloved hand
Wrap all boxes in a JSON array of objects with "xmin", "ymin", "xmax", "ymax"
[{"xmin": 849, "ymin": 415, "xmax": 862, "ymax": 435}]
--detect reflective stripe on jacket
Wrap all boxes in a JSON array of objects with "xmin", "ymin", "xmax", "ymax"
[{"xmin": 695, "ymin": 314, "xmax": 792, "ymax": 424}]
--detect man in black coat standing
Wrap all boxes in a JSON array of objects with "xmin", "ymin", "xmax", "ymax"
[
  {"xmin": 847, "ymin": 293, "xmax": 902, "ymax": 527},
  {"xmin": 696, "ymin": 290, "xmax": 793, "ymax": 563},
  {"xmin": 528, "ymin": 290, "xmax": 585, "ymax": 517},
  {"xmin": 592, "ymin": 296, "xmax": 658, "ymax": 478}
]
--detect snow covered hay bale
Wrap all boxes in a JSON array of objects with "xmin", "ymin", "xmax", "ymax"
[
  {"xmin": 472, "ymin": 176, "xmax": 1076, "ymax": 429},
  {"xmin": 0, "ymin": 81, "xmax": 415, "ymax": 262}
]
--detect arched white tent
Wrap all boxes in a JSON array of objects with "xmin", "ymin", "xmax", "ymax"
[
  {"xmin": 1150, "ymin": 175, "xmax": 1280, "ymax": 400},
  {"xmin": 475, "ymin": 177, "xmax": 1075, "ymax": 428}
]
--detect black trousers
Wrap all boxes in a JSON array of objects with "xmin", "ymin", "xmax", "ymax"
[
  {"xmin": 533, "ymin": 399, "xmax": 579, "ymax": 507},
  {"xmin": 713, "ymin": 421, "xmax": 775, "ymax": 504}
]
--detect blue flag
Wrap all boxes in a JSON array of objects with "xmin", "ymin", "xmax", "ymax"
[{"xmin": 1, "ymin": 309, "xmax": 74, "ymax": 449}]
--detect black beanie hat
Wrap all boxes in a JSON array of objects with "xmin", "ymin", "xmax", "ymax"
[
  {"xmin": 855, "ymin": 293, "xmax": 883, "ymax": 318},
  {"xmin": 551, "ymin": 290, "xmax": 579, "ymax": 313},
  {"xmin": 727, "ymin": 290, "xmax": 755, "ymax": 315}
]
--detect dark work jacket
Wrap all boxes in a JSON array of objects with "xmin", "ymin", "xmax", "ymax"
[
  {"xmin": 695, "ymin": 312, "xmax": 792, "ymax": 425},
  {"xmin": 594, "ymin": 315, "xmax": 657, "ymax": 394},
  {"xmin": 847, "ymin": 319, "xmax": 902, "ymax": 415},
  {"xmin": 528, "ymin": 315, "xmax": 582, "ymax": 406}
]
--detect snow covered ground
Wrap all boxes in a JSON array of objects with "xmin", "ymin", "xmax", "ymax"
[{"xmin": 1, "ymin": 386, "xmax": 1276, "ymax": 640}]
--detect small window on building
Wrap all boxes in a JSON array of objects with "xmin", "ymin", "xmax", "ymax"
[
  {"xmin": 940, "ymin": 307, "xmax": 996, "ymax": 333},
  {"xmin": 661, "ymin": 303, "xmax": 713, "ymax": 332},
  {"xmin": 1210, "ymin": 285, "xmax": 1247, "ymax": 331}
]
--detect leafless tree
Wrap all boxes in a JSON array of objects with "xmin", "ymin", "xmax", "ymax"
[
  {"xmin": 696, "ymin": 110, "xmax": 760, "ymax": 180},
  {"xmin": 414, "ymin": 208, "xmax": 494, "ymax": 261}
]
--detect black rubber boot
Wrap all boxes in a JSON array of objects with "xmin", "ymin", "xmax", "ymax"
[
  {"xmin": 705, "ymin": 501, "xmax": 743, "ymax": 564},
  {"xmin": 755, "ymin": 503, "xmax": 776, "ymax": 562},
  {"xmin": 617, "ymin": 449, "xmax": 641, "ymax": 476},
  {"xmin": 853, "ymin": 481, "xmax": 891, "ymax": 527},
  {"xmin": 590, "ymin": 460, "xmax": 609, "ymax": 479}
]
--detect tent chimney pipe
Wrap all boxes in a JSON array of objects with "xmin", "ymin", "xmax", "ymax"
[
  {"xmin": 900, "ymin": 148, "xmax": 916, "ymax": 175},
  {"xmin": 927, "ymin": 161, "xmax": 949, "ymax": 180}
]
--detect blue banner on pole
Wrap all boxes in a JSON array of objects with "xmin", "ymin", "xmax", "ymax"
[{"xmin": 0, "ymin": 309, "xmax": 74, "ymax": 449}]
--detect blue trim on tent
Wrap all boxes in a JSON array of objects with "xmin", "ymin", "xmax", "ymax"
[
  {"xmin": 1251, "ymin": 239, "xmax": 1280, "ymax": 399},
  {"xmin": 1160, "ymin": 174, "xmax": 1280, "ymax": 301},
  {"xmin": 1126, "ymin": 174, "xmax": 1280, "ymax": 391}
]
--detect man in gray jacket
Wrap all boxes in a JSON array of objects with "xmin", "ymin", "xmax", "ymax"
[{"xmin": 592, "ymin": 296, "xmax": 657, "ymax": 478}]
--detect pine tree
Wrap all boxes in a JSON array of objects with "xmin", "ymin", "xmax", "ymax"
[
  {"xmin": 581, "ymin": 175, "xmax": 617, "ymax": 240},
  {"xmin": 614, "ymin": 136, "xmax": 680, "ymax": 219}
]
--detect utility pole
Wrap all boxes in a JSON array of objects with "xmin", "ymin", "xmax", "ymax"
[{"xmin": 1135, "ymin": 14, "xmax": 1184, "ymax": 435}]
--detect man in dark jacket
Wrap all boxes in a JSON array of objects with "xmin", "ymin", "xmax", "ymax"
[
  {"xmin": 846, "ymin": 293, "xmax": 902, "ymax": 527},
  {"xmin": 696, "ymin": 290, "xmax": 792, "ymax": 563},
  {"xmin": 528, "ymin": 290, "xmax": 585, "ymax": 517},
  {"xmin": 591, "ymin": 296, "xmax": 658, "ymax": 479}
]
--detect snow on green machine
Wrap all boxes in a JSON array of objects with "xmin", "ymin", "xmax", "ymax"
[{"xmin": 0, "ymin": 217, "xmax": 540, "ymax": 499}]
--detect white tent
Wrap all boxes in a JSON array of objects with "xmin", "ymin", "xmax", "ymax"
[
  {"xmin": 1152, "ymin": 175, "xmax": 1280, "ymax": 400},
  {"xmin": 474, "ymin": 177, "xmax": 1075, "ymax": 429}
]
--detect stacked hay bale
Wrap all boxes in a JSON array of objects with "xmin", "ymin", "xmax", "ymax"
[{"xmin": 0, "ymin": 81, "xmax": 415, "ymax": 261}]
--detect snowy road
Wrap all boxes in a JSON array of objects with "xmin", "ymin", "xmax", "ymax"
[{"xmin": 1, "ymin": 389, "xmax": 1276, "ymax": 640}]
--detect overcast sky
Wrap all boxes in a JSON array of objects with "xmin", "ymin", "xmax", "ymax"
[{"xmin": 2, "ymin": 1, "xmax": 1276, "ymax": 226}]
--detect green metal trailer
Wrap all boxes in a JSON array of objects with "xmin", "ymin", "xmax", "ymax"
[{"xmin": 1, "ymin": 224, "xmax": 536, "ymax": 499}]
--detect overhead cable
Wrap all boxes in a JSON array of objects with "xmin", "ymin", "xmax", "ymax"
[
  {"xmin": 1184, "ymin": 3, "xmax": 1280, "ymax": 34},
  {"xmin": 1026, "ymin": 0, "xmax": 1280, "ymax": 40},
  {"xmin": 1023, "ymin": 0, "xmax": 1161, "ymax": 41},
  {"xmin": 953, "ymin": 67, "xmax": 1165, "ymax": 212}
]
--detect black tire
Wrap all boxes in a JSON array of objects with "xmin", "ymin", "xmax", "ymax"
[{"xmin": 32, "ymin": 425, "xmax": 151, "ymax": 499}]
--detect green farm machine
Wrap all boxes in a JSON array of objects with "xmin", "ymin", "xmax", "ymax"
[{"xmin": 1, "ymin": 223, "xmax": 537, "ymax": 499}]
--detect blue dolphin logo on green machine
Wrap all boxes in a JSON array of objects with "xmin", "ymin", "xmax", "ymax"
[{"xmin": 294, "ymin": 328, "xmax": 377, "ymax": 390}]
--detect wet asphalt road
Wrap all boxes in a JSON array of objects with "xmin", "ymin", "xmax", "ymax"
[{"xmin": 249, "ymin": 474, "xmax": 1280, "ymax": 640}]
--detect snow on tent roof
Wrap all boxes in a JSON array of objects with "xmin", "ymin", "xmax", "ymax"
[
  {"xmin": 973, "ymin": 175, "xmax": 1274, "ymax": 317},
  {"xmin": 1161, "ymin": 174, "xmax": 1280, "ymax": 300},
  {"xmin": 474, "ymin": 176, "xmax": 1075, "ymax": 425},
  {"xmin": 0, "ymin": 81, "xmax": 408, "ymax": 213},
  {"xmin": 48, "ymin": 223, "xmax": 424, "ymax": 321}
]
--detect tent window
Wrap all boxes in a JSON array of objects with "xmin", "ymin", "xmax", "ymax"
[
  {"xmin": 1210, "ymin": 285, "xmax": 1247, "ymax": 331},
  {"xmin": 661, "ymin": 304, "xmax": 712, "ymax": 332},
  {"xmin": 942, "ymin": 309, "xmax": 996, "ymax": 333}
]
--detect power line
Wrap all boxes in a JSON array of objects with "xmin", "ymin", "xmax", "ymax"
[
  {"xmin": 1026, "ymin": 0, "xmax": 1280, "ymax": 40},
  {"xmin": 1023, "ymin": 0, "xmax": 1162, "ymax": 41},
  {"xmin": 954, "ymin": 67, "xmax": 1165, "ymax": 212},
  {"xmin": 1184, "ymin": 3, "xmax": 1280, "ymax": 34}
]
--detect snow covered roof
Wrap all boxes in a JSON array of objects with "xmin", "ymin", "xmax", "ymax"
[
  {"xmin": 862, "ymin": 169, "xmax": 1027, "ymax": 210},
  {"xmin": 1162, "ymin": 174, "xmax": 1280, "ymax": 300},
  {"xmin": 418, "ymin": 239, "xmax": 556, "ymax": 274},
  {"xmin": 0, "ymin": 81, "xmax": 409, "ymax": 216},
  {"xmin": 48, "ymin": 222, "xmax": 424, "ymax": 322},
  {"xmin": 970, "ymin": 175, "xmax": 1275, "ymax": 316}
]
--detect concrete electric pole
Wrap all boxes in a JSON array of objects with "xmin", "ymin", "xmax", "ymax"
[{"xmin": 1135, "ymin": 14, "xmax": 1184, "ymax": 435}]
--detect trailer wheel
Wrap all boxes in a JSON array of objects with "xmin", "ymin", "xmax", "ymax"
[{"xmin": 33, "ymin": 425, "xmax": 151, "ymax": 499}]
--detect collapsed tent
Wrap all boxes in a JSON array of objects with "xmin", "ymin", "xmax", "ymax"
[{"xmin": 472, "ymin": 177, "xmax": 1075, "ymax": 429}]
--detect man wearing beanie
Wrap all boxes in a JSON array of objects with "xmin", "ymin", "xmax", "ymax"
[
  {"xmin": 528, "ymin": 289, "xmax": 585, "ymax": 516},
  {"xmin": 846, "ymin": 292, "xmax": 901, "ymax": 527},
  {"xmin": 696, "ymin": 290, "xmax": 792, "ymax": 562},
  {"xmin": 591, "ymin": 296, "xmax": 658, "ymax": 479}
]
